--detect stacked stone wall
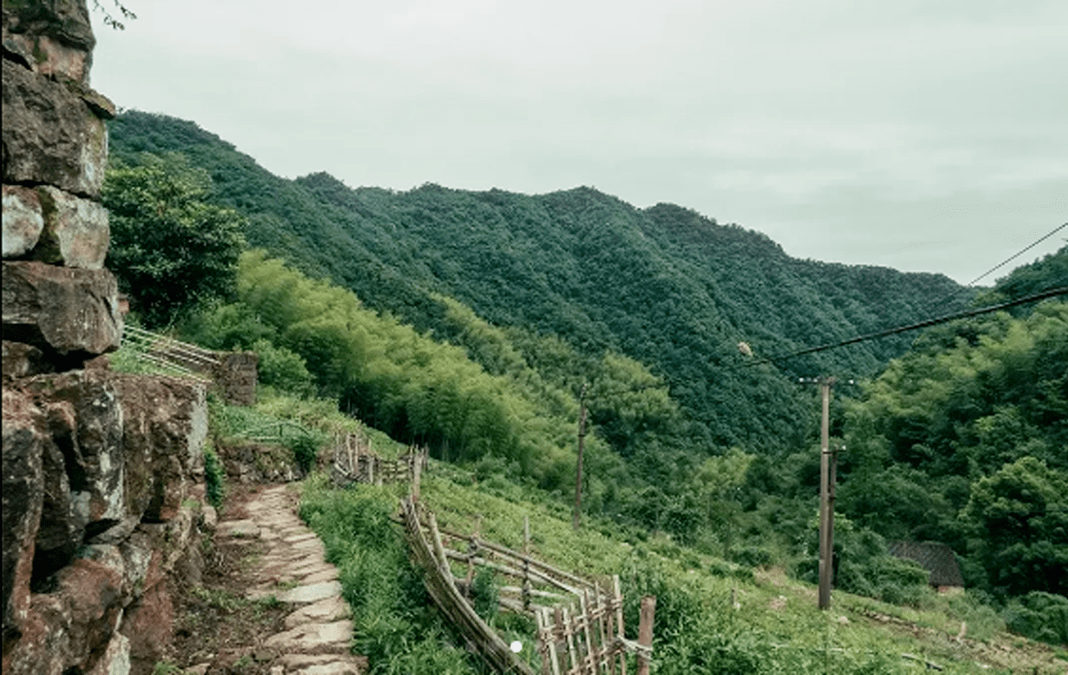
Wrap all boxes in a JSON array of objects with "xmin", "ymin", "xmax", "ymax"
[{"xmin": 2, "ymin": 3, "xmax": 210, "ymax": 674}]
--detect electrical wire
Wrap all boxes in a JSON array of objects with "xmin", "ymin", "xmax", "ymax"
[
  {"xmin": 926, "ymin": 222, "xmax": 1067, "ymax": 312},
  {"xmin": 742, "ymin": 285, "xmax": 1067, "ymax": 368}
]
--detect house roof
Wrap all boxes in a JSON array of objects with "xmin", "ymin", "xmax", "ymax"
[{"xmin": 888, "ymin": 541, "xmax": 965, "ymax": 587}]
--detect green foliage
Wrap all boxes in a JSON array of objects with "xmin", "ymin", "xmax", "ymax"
[
  {"xmin": 251, "ymin": 338, "xmax": 315, "ymax": 397},
  {"xmin": 960, "ymin": 457, "xmax": 1068, "ymax": 597},
  {"xmin": 1004, "ymin": 592, "xmax": 1068, "ymax": 646},
  {"xmin": 203, "ymin": 443, "xmax": 225, "ymax": 510},
  {"xmin": 102, "ymin": 153, "xmax": 246, "ymax": 328},
  {"xmin": 797, "ymin": 513, "xmax": 931, "ymax": 607},
  {"xmin": 288, "ymin": 433, "xmax": 321, "ymax": 474},
  {"xmin": 470, "ymin": 567, "xmax": 499, "ymax": 623},
  {"xmin": 299, "ymin": 478, "xmax": 480, "ymax": 674}
]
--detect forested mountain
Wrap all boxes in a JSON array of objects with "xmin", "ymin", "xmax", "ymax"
[
  {"xmin": 107, "ymin": 110, "xmax": 968, "ymax": 458},
  {"xmin": 104, "ymin": 111, "xmax": 1067, "ymax": 639}
]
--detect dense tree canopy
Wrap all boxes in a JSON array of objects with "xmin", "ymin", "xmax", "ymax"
[{"xmin": 102, "ymin": 153, "xmax": 246, "ymax": 327}]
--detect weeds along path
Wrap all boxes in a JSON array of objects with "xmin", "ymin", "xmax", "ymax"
[{"xmin": 203, "ymin": 483, "xmax": 367, "ymax": 675}]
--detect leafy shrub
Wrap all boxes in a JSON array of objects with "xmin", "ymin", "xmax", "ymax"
[
  {"xmin": 471, "ymin": 567, "xmax": 499, "ymax": 622},
  {"xmin": 289, "ymin": 433, "xmax": 321, "ymax": 474},
  {"xmin": 204, "ymin": 444, "xmax": 225, "ymax": 509},
  {"xmin": 657, "ymin": 628, "xmax": 766, "ymax": 675},
  {"xmin": 252, "ymin": 338, "xmax": 315, "ymax": 397},
  {"xmin": 730, "ymin": 544, "xmax": 774, "ymax": 569},
  {"xmin": 707, "ymin": 558, "xmax": 754, "ymax": 582},
  {"xmin": 1004, "ymin": 592, "xmax": 1068, "ymax": 646}
]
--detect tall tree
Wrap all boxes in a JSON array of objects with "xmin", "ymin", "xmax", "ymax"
[
  {"xmin": 960, "ymin": 456, "xmax": 1068, "ymax": 597},
  {"xmin": 102, "ymin": 153, "xmax": 246, "ymax": 328}
]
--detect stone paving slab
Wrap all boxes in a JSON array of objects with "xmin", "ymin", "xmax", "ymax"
[
  {"xmin": 278, "ymin": 653, "xmax": 368, "ymax": 675},
  {"xmin": 264, "ymin": 619, "xmax": 354, "ymax": 650},
  {"xmin": 285, "ymin": 595, "xmax": 351, "ymax": 629},
  {"xmin": 277, "ymin": 580, "xmax": 343, "ymax": 604},
  {"xmin": 217, "ymin": 484, "xmax": 363, "ymax": 673}
]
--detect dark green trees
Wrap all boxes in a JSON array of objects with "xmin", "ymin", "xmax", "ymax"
[
  {"xmin": 961, "ymin": 457, "xmax": 1068, "ymax": 598},
  {"xmin": 102, "ymin": 153, "xmax": 246, "ymax": 327}
]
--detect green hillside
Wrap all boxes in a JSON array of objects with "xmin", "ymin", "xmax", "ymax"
[{"xmin": 106, "ymin": 110, "xmax": 968, "ymax": 457}]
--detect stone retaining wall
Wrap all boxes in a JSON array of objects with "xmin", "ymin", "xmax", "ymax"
[{"xmin": 2, "ymin": 3, "xmax": 210, "ymax": 674}]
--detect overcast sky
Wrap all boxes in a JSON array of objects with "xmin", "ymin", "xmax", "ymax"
[{"xmin": 89, "ymin": 0, "xmax": 1067, "ymax": 285}]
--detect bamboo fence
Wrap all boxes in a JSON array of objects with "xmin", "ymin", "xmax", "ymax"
[
  {"xmin": 401, "ymin": 496, "xmax": 537, "ymax": 675},
  {"xmin": 120, "ymin": 325, "xmax": 219, "ymax": 381},
  {"xmin": 331, "ymin": 432, "xmax": 427, "ymax": 489},
  {"xmin": 400, "ymin": 496, "xmax": 655, "ymax": 675}
]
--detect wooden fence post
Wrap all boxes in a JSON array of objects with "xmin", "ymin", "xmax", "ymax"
[
  {"xmin": 636, "ymin": 596, "xmax": 656, "ymax": 675},
  {"xmin": 523, "ymin": 515, "xmax": 532, "ymax": 612},
  {"xmin": 411, "ymin": 447, "xmax": 423, "ymax": 500}
]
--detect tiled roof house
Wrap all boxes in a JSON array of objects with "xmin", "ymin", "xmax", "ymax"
[{"xmin": 888, "ymin": 541, "xmax": 965, "ymax": 590}]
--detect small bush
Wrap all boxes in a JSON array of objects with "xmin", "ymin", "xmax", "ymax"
[
  {"xmin": 471, "ymin": 567, "xmax": 499, "ymax": 622},
  {"xmin": 204, "ymin": 444, "xmax": 225, "ymax": 509},
  {"xmin": 730, "ymin": 544, "xmax": 774, "ymax": 569},
  {"xmin": 252, "ymin": 338, "xmax": 315, "ymax": 397},
  {"xmin": 289, "ymin": 433, "xmax": 321, "ymax": 474},
  {"xmin": 1005, "ymin": 592, "xmax": 1068, "ymax": 646}
]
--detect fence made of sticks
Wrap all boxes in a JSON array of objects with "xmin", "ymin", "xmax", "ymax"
[
  {"xmin": 331, "ymin": 432, "xmax": 428, "ymax": 490},
  {"xmin": 121, "ymin": 325, "xmax": 219, "ymax": 381},
  {"xmin": 119, "ymin": 325, "xmax": 258, "ymax": 405},
  {"xmin": 400, "ymin": 495, "xmax": 655, "ymax": 675}
]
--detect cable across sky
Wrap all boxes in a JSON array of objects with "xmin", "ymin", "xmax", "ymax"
[{"xmin": 744, "ymin": 285, "xmax": 1067, "ymax": 368}]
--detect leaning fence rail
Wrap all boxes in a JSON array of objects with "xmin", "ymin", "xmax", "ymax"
[
  {"xmin": 400, "ymin": 495, "xmax": 655, "ymax": 675},
  {"xmin": 402, "ymin": 496, "xmax": 538, "ymax": 675},
  {"xmin": 331, "ymin": 432, "xmax": 427, "ymax": 489},
  {"xmin": 118, "ymin": 325, "xmax": 218, "ymax": 381}
]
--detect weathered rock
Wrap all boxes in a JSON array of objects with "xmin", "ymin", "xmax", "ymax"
[
  {"xmin": 31, "ymin": 185, "xmax": 110, "ymax": 269},
  {"xmin": 1, "ymin": 388, "xmax": 44, "ymax": 646},
  {"xmin": 112, "ymin": 373, "xmax": 207, "ymax": 521},
  {"xmin": 120, "ymin": 541, "xmax": 175, "ymax": 673},
  {"xmin": 2, "ymin": 184, "xmax": 45, "ymax": 258},
  {"xmin": 88, "ymin": 630, "xmax": 131, "ymax": 675},
  {"xmin": 2, "ymin": 58, "xmax": 108, "ymax": 197},
  {"xmin": 4, "ymin": 556, "xmax": 125, "ymax": 675},
  {"xmin": 1, "ymin": 340, "xmax": 53, "ymax": 380},
  {"xmin": 22, "ymin": 369, "xmax": 125, "ymax": 538},
  {"xmin": 1, "ymin": 0, "xmax": 95, "ymax": 84},
  {"xmin": 2, "ymin": 260, "xmax": 121, "ymax": 360},
  {"xmin": 116, "ymin": 530, "xmax": 153, "ymax": 604},
  {"xmin": 33, "ymin": 425, "xmax": 79, "ymax": 590}
]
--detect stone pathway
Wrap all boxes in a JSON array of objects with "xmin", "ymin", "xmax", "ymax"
[{"xmin": 212, "ymin": 484, "xmax": 366, "ymax": 675}]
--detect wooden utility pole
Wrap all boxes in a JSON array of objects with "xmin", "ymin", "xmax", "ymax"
[
  {"xmin": 573, "ymin": 383, "xmax": 588, "ymax": 530},
  {"xmin": 818, "ymin": 376, "xmax": 837, "ymax": 610}
]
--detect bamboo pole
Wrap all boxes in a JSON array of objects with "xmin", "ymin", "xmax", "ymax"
[
  {"xmin": 636, "ymin": 596, "xmax": 656, "ymax": 675},
  {"xmin": 613, "ymin": 576, "xmax": 627, "ymax": 675}
]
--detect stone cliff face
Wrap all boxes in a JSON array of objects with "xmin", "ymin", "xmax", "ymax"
[{"xmin": 2, "ymin": 3, "xmax": 212, "ymax": 674}]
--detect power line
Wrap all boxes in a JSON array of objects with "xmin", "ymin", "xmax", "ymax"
[
  {"xmin": 743, "ymin": 285, "xmax": 1067, "ymax": 368},
  {"xmin": 927, "ymin": 222, "xmax": 1067, "ymax": 312},
  {"xmin": 961, "ymin": 222, "xmax": 1067, "ymax": 289}
]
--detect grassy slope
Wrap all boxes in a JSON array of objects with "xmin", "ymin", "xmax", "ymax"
[{"xmin": 413, "ymin": 462, "xmax": 1064, "ymax": 674}]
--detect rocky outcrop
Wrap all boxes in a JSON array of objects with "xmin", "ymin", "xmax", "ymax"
[
  {"xmin": 2, "ymin": 260, "xmax": 122, "ymax": 364},
  {"xmin": 2, "ymin": 3, "xmax": 213, "ymax": 674},
  {"xmin": 3, "ymin": 371, "xmax": 210, "ymax": 675}
]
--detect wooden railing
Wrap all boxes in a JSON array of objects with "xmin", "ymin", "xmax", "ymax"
[
  {"xmin": 536, "ymin": 586, "xmax": 654, "ymax": 675},
  {"xmin": 400, "ymin": 495, "xmax": 655, "ymax": 675},
  {"xmin": 331, "ymin": 432, "xmax": 427, "ymax": 489},
  {"xmin": 401, "ymin": 496, "xmax": 536, "ymax": 675},
  {"xmin": 120, "ymin": 325, "xmax": 219, "ymax": 381}
]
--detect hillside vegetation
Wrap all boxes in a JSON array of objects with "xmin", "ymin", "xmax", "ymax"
[
  {"xmin": 107, "ymin": 111, "xmax": 970, "ymax": 458},
  {"xmin": 101, "ymin": 110, "xmax": 1068, "ymax": 668}
]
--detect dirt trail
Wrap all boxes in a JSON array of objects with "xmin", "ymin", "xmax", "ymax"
[{"xmin": 179, "ymin": 483, "xmax": 366, "ymax": 675}]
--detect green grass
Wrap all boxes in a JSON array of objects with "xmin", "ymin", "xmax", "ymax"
[{"xmin": 208, "ymin": 394, "xmax": 1063, "ymax": 674}]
